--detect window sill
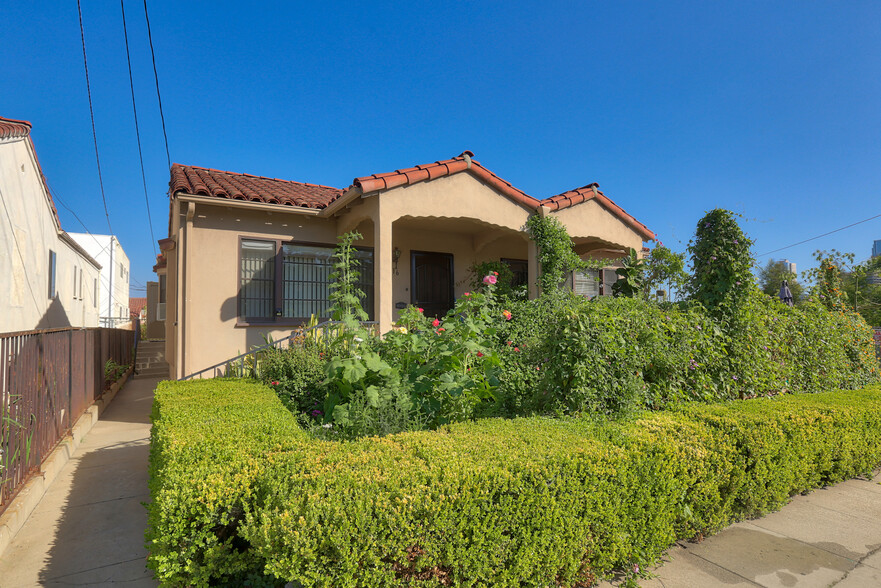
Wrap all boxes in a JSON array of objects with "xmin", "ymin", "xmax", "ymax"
[{"xmin": 235, "ymin": 319, "xmax": 314, "ymax": 328}]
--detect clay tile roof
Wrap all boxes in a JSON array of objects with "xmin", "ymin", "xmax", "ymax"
[
  {"xmin": 169, "ymin": 164, "xmax": 344, "ymax": 209},
  {"xmin": 353, "ymin": 151, "xmax": 539, "ymax": 210},
  {"xmin": 0, "ymin": 116, "xmax": 32, "ymax": 139},
  {"xmin": 541, "ymin": 184, "xmax": 656, "ymax": 241},
  {"xmin": 129, "ymin": 297, "xmax": 147, "ymax": 318}
]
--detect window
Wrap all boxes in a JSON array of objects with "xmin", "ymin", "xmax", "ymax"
[
  {"xmin": 93, "ymin": 278, "xmax": 98, "ymax": 307},
  {"xmin": 573, "ymin": 269, "xmax": 600, "ymax": 298},
  {"xmin": 79, "ymin": 268, "xmax": 83, "ymax": 300},
  {"xmin": 500, "ymin": 258, "xmax": 528, "ymax": 288},
  {"xmin": 239, "ymin": 238, "xmax": 374, "ymax": 323},
  {"xmin": 48, "ymin": 250, "xmax": 56, "ymax": 298}
]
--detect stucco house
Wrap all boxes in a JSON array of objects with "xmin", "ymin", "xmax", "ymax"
[
  {"xmin": 68, "ymin": 233, "xmax": 131, "ymax": 327},
  {"xmin": 160, "ymin": 151, "xmax": 655, "ymax": 379},
  {"xmin": 0, "ymin": 116, "xmax": 101, "ymax": 333}
]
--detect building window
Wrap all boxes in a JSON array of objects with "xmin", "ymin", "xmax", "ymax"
[
  {"xmin": 573, "ymin": 269, "xmax": 600, "ymax": 298},
  {"xmin": 79, "ymin": 268, "xmax": 83, "ymax": 300},
  {"xmin": 48, "ymin": 250, "xmax": 56, "ymax": 298},
  {"xmin": 94, "ymin": 278, "xmax": 98, "ymax": 307},
  {"xmin": 500, "ymin": 258, "xmax": 528, "ymax": 288},
  {"xmin": 239, "ymin": 238, "xmax": 374, "ymax": 323}
]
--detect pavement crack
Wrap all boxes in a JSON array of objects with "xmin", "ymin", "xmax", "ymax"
[
  {"xmin": 830, "ymin": 542, "xmax": 881, "ymax": 585},
  {"xmin": 44, "ymin": 555, "xmax": 149, "ymax": 582}
]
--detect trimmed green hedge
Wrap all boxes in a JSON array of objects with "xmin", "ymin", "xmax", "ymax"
[{"xmin": 147, "ymin": 380, "xmax": 881, "ymax": 587}]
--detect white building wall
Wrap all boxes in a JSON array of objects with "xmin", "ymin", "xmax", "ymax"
[
  {"xmin": 0, "ymin": 135, "xmax": 101, "ymax": 333},
  {"xmin": 67, "ymin": 234, "xmax": 131, "ymax": 327}
]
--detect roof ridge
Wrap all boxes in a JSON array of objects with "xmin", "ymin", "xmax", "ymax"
[{"xmin": 171, "ymin": 163, "xmax": 342, "ymax": 191}]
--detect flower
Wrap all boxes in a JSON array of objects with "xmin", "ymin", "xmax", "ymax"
[
  {"xmin": 436, "ymin": 328, "xmax": 445, "ymax": 333},
  {"xmin": 493, "ymin": 271, "xmax": 499, "ymax": 276},
  {"xmin": 417, "ymin": 307, "xmax": 424, "ymax": 313},
  {"xmin": 514, "ymin": 347, "xmax": 520, "ymax": 352},
  {"xmin": 502, "ymin": 309, "xmax": 512, "ymax": 321},
  {"xmin": 464, "ymin": 292, "xmax": 471, "ymax": 297},
  {"xmin": 483, "ymin": 274, "xmax": 498, "ymax": 285},
  {"xmin": 270, "ymin": 381, "xmax": 279, "ymax": 386},
  {"xmin": 397, "ymin": 326, "xmax": 408, "ymax": 334},
  {"xmin": 732, "ymin": 375, "xmax": 738, "ymax": 380},
  {"xmin": 477, "ymin": 351, "xmax": 484, "ymax": 357},
  {"xmin": 432, "ymin": 318, "xmax": 440, "ymax": 327},
  {"xmin": 311, "ymin": 409, "xmax": 323, "ymax": 416},
  {"xmin": 633, "ymin": 564, "xmax": 640, "ymax": 574}
]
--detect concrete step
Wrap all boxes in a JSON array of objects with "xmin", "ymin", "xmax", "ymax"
[{"xmin": 137, "ymin": 367, "xmax": 169, "ymax": 378}]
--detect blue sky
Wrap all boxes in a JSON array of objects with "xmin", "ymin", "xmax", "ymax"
[{"xmin": 2, "ymin": 1, "xmax": 880, "ymax": 296}]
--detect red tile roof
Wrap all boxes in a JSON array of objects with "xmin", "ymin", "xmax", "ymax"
[
  {"xmin": 169, "ymin": 164, "xmax": 343, "ymax": 209},
  {"xmin": 541, "ymin": 184, "xmax": 656, "ymax": 241},
  {"xmin": 130, "ymin": 297, "xmax": 147, "ymax": 318},
  {"xmin": 0, "ymin": 116, "xmax": 32, "ymax": 139},
  {"xmin": 168, "ymin": 152, "xmax": 655, "ymax": 241},
  {"xmin": 353, "ymin": 151, "xmax": 537, "ymax": 209}
]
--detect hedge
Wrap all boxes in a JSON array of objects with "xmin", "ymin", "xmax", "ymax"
[{"xmin": 147, "ymin": 380, "xmax": 881, "ymax": 587}]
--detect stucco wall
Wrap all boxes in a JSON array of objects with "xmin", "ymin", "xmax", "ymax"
[
  {"xmin": 0, "ymin": 137, "xmax": 100, "ymax": 333},
  {"xmin": 549, "ymin": 199, "xmax": 646, "ymax": 253},
  {"xmin": 68, "ymin": 234, "xmax": 131, "ymax": 323}
]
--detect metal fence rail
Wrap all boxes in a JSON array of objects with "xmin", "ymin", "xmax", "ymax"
[
  {"xmin": 0, "ymin": 324, "xmax": 138, "ymax": 516},
  {"xmin": 179, "ymin": 321, "xmax": 378, "ymax": 381}
]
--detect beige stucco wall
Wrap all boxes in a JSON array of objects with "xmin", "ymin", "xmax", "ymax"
[
  {"xmin": 549, "ymin": 199, "xmax": 646, "ymax": 253},
  {"xmin": 166, "ymin": 172, "xmax": 650, "ymax": 378},
  {"xmin": 0, "ymin": 136, "xmax": 100, "ymax": 333}
]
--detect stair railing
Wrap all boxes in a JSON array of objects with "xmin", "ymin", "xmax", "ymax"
[{"xmin": 178, "ymin": 321, "xmax": 378, "ymax": 381}]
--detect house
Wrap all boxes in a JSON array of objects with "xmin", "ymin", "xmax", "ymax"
[
  {"xmin": 130, "ymin": 297, "xmax": 147, "ymax": 321},
  {"xmin": 160, "ymin": 151, "xmax": 655, "ymax": 379},
  {"xmin": 0, "ymin": 116, "xmax": 101, "ymax": 333},
  {"xmin": 68, "ymin": 234, "xmax": 131, "ymax": 327}
]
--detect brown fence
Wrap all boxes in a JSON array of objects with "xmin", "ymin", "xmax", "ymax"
[{"xmin": 0, "ymin": 324, "xmax": 138, "ymax": 516}]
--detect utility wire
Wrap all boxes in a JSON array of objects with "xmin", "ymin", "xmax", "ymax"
[
  {"xmin": 143, "ymin": 0, "xmax": 171, "ymax": 169},
  {"xmin": 120, "ymin": 0, "xmax": 157, "ymax": 258},
  {"xmin": 77, "ymin": 0, "xmax": 114, "ymax": 235},
  {"xmin": 758, "ymin": 213, "xmax": 881, "ymax": 257}
]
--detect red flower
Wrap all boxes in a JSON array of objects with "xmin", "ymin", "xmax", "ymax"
[
  {"xmin": 436, "ymin": 328, "xmax": 445, "ymax": 333},
  {"xmin": 432, "ymin": 318, "xmax": 440, "ymax": 327},
  {"xmin": 514, "ymin": 347, "xmax": 520, "ymax": 352},
  {"xmin": 477, "ymin": 351, "xmax": 484, "ymax": 357},
  {"xmin": 270, "ymin": 381, "xmax": 279, "ymax": 386},
  {"xmin": 417, "ymin": 307, "xmax": 424, "ymax": 313}
]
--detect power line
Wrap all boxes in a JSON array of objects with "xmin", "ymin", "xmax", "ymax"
[
  {"xmin": 120, "ymin": 0, "xmax": 157, "ymax": 258},
  {"xmin": 77, "ymin": 0, "xmax": 114, "ymax": 236},
  {"xmin": 143, "ymin": 0, "xmax": 171, "ymax": 169},
  {"xmin": 758, "ymin": 213, "xmax": 881, "ymax": 257}
]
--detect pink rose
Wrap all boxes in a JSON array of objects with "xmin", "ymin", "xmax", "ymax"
[
  {"xmin": 483, "ymin": 275, "xmax": 497, "ymax": 285},
  {"xmin": 417, "ymin": 307, "xmax": 424, "ymax": 313}
]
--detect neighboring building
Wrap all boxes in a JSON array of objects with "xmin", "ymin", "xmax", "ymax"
[
  {"xmin": 68, "ymin": 234, "xmax": 131, "ymax": 327},
  {"xmin": 872, "ymin": 240, "xmax": 881, "ymax": 259},
  {"xmin": 130, "ymin": 297, "xmax": 147, "ymax": 320},
  {"xmin": 160, "ymin": 151, "xmax": 655, "ymax": 379},
  {"xmin": 782, "ymin": 259, "xmax": 796, "ymax": 275},
  {"xmin": 0, "ymin": 116, "xmax": 101, "ymax": 333},
  {"xmin": 144, "ymin": 275, "xmax": 166, "ymax": 340}
]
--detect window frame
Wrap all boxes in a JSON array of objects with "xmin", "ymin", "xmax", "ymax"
[
  {"xmin": 236, "ymin": 236, "xmax": 374, "ymax": 327},
  {"xmin": 48, "ymin": 250, "xmax": 56, "ymax": 298}
]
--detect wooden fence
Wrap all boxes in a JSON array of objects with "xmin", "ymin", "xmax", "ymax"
[{"xmin": 0, "ymin": 324, "xmax": 137, "ymax": 516}]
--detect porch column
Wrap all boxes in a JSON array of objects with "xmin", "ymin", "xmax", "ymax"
[
  {"xmin": 374, "ymin": 208, "xmax": 394, "ymax": 333},
  {"xmin": 527, "ymin": 239, "xmax": 539, "ymax": 299}
]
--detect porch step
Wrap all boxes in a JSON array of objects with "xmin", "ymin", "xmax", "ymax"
[{"xmin": 135, "ymin": 340, "xmax": 168, "ymax": 379}]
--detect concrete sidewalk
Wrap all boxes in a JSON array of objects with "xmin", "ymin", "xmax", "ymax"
[
  {"xmin": 601, "ymin": 472, "xmax": 881, "ymax": 587},
  {"xmin": 0, "ymin": 374, "xmax": 159, "ymax": 587}
]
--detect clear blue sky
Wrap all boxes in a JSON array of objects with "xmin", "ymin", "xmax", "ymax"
[{"xmin": 3, "ymin": 1, "xmax": 880, "ymax": 296}]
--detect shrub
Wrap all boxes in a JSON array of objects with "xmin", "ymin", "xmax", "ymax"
[
  {"xmin": 260, "ymin": 343, "xmax": 326, "ymax": 414},
  {"xmin": 147, "ymin": 380, "xmax": 881, "ymax": 586}
]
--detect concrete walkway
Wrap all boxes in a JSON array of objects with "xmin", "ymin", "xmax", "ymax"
[
  {"xmin": 0, "ymin": 374, "xmax": 159, "ymax": 587},
  {"xmin": 601, "ymin": 471, "xmax": 881, "ymax": 587}
]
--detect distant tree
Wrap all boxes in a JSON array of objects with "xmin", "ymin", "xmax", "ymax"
[
  {"xmin": 644, "ymin": 243, "xmax": 688, "ymax": 300},
  {"xmin": 758, "ymin": 259, "xmax": 803, "ymax": 302}
]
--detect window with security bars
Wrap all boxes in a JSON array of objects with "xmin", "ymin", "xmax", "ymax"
[
  {"xmin": 573, "ymin": 269, "xmax": 600, "ymax": 298},
  {"xmin": 281, "ymin": 243, "xmax": 374, "ymax": 320},
  {"xmin": 240, "ymin": 239, "xmax": 276, "ymax": 319},
  {"xmin": 239, "ymin": 239, "xmax": 374, "ymax": 322}
]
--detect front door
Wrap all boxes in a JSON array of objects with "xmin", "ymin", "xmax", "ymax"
[{"xmin": 411, "ymin": 251, "xmax": 454, "ymax": 318}]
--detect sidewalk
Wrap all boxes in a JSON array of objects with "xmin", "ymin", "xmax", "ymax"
[
  {"xmin": 0, "ymin": 374, "xmax": 159, "ymax": 587},
  {"xmin": 601, "ymin": 472, "xmax": 881, "ymax": 587}
]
